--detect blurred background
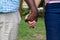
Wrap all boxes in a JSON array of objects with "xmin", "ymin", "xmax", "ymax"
[{"xmin": 17, "ymin": 0, "xmax": 46, "ymax": 40}]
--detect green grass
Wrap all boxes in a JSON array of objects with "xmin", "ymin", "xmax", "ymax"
[{"xmin": 17, "ymin": 17, "xmax": 46, "ymax": 40}]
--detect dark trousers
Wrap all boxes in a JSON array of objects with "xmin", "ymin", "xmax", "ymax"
[{"xmin": 45, "ymin": 3, "xmax": 60, "ymax": 40}]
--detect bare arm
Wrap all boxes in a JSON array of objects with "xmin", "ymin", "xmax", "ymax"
[
  {"xmin": 34, "ymin": 0, "xmax": 41, "ymax": 7},
  {"xmin": 25, "ymin": 0, "xmax": 38, "ymax": 22}
]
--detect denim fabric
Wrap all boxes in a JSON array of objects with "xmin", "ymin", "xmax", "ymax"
[{"xmin": 45, "ymin": 3, "xmax": 60, "ymax": 40}]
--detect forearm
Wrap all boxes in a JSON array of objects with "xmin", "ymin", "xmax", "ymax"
[
  {"xmin": 34, "ymin": 0, "xmax": 41, "ymax": 7},
  {"xmin": 25, "ymin": 0, "xmax": 38, "ymax": 13},
  {"xmin": 25, "ymin": 0, "xmax": 38, "ymax": 21}
]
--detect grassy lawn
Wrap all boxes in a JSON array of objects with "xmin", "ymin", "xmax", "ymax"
[{"xmin": 17, "ymin": 17, "xmax": 46, "ymax": 40}]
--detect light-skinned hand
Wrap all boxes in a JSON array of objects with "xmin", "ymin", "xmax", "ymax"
[{"xmin": 25, "ymin": 14, "xmax": 36, "ymax": 28}]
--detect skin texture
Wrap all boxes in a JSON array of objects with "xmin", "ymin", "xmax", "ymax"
[
  {"xmin": 34, "ymin": 0, "xmax": 41, "ymax": 7},
  {"xmin": 25, "ymin": 0, "xmax": 40, "ymax": 28},
  {"xmin": 25, "ymin": 14, "xmax": 36, "ymax": 28},
  {"xmin": 25, "ymin": 0, "xmax": 38, "ymax": 22}
]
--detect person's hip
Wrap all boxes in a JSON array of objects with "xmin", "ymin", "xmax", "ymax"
[
  {"xmin": 0, "ymin": 10, "xmax": 21, "ymax": 23},
  {"xmin": 45, "ymin": 3, "xmax": 60, "ymax": 13}
]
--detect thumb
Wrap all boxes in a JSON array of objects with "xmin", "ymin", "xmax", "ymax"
[{"xmin": 25, "ymin": 14, "xmax": 29, "ymax": 19}]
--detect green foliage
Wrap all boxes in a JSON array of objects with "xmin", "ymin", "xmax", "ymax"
[
  {"xmin": 17, "ymin": 17, "xmax": 46, "ymax": 40},
  {"xmin": 21, "ymin": 7, "xmax": 30, "ymax": 16}
]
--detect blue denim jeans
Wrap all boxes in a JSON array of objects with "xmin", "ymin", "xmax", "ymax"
[{"xmin": 45, "ymin": 3, "xmax": 60, "ymax": 40}]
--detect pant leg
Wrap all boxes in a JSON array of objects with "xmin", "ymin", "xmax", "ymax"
[
  {"xmin": 45, "ymin": 12, "xmax": 60, "ymax": 40},
  {"xmin": 9, "ymin": 11, "xmax": 21, "ymax": 40},
  {"xmin": 0, "ymin": 18, "xmax": 4, "ymax": 40},
  {"xmin": 0, "ymin": 11, "xmax": 21, "ymax": 40},
  {"xmin": 8, "ymin": 22, "xmax": 18, "ymax": 40},
  {"xmin": 45, "ymin": 3, "xmax": 60, "ymax": 40}
]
